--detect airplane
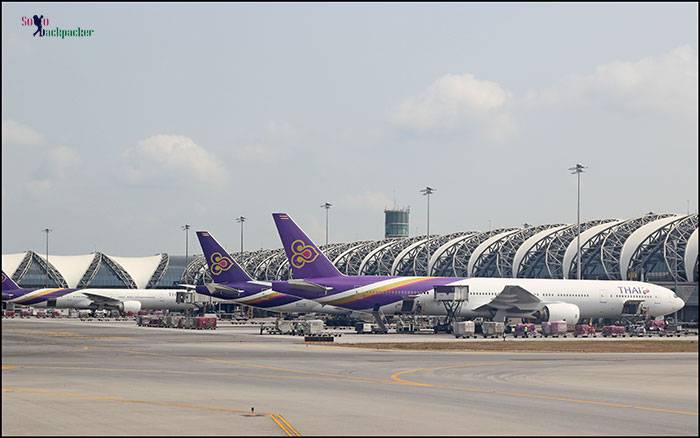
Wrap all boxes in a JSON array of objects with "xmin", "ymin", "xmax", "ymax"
[
  {"xmin": 193, "ymin": 230, "xmax": 358, "ymax": 317},
  {"xmin": 2, "ymin": 270, "xmax": 195, "ymax": 313},
  {"xmin": 269, "ymin": 213, "xmax": 686, "ymax": 325}
]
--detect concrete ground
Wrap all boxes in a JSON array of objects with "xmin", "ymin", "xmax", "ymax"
[{"xmin": 2, "ymin": 318, "xmax": 698, "ymax": 436}]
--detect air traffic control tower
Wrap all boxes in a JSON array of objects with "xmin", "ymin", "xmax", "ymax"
[{"xmin": 385, "ymin": 207, "xmax": 410, "ymax": 239}]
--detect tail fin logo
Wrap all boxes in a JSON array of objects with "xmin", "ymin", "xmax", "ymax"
[
  {"xmin": 210, "ymin": 252, "xmax": 234, "ymax": 276},
  {"xmin": 290, "ymin": 240, "xmax": 319, "ymax": 268}
]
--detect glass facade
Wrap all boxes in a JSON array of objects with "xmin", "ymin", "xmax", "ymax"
[
  {"xmin": 19, "ymin": 260, "xmax": 60, "ymax": 288},
  {"xmin": 154, "ymin": 255, "xmax": 189, "ymax": 288},
  {"xmin": 89, "ymin": 261, "xmax": 129, "ymax": 288}
]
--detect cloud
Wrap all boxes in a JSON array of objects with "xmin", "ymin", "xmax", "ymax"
[
  {"xmin": 124, "ymin": 135, "xmax": 226, "ymax": 184},
  {"xmin": 2, "ymin": 119, "xmax": 44, "ymax": 146},
  {"xmin": 527, "ymin": 45, "xmax": 698, "ymax": 116},
  {"xmin": 48, "ymin": 145, "xmax": 81, "ymax": 177},
  {"xmin": 391, "ymin": 73, "xmax": 514, "ymax": 138},
  {"xmin": 25, "ymin": 145, "xmax": 82, "ymax": 197}
]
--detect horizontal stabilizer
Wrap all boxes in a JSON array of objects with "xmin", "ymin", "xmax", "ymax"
[
  {"xmin": 247, "ymin": 280, "xmax": 272, "ymax": 287},
  {"xmin": 287, "ymin": 279, "xmax": 333, "ymax": 295},
  {"xmin": 204, "ymin": 282, "xmax": 243, "ymax": 296}
]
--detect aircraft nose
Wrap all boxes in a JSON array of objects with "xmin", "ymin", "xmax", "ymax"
[{"xmin": 674, "ymin": 297, "xmax": 685, "ymax": 312}]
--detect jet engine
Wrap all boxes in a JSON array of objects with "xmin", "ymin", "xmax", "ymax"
[
  {"xmin": 119, "ymin": 301, "xmax": 142, "ymax": 314},
  {"xmin": 537, "ymin": 303, "xmax": 580, "ymax": 325}
]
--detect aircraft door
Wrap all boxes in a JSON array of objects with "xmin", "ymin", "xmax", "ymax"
[
  {"xmin": 598, "ymin": 289, "xmax": 609, "ymax": 316},
  {"xmin": 176, "ymin": 291, "xmax": 195, "ymax": 304}
]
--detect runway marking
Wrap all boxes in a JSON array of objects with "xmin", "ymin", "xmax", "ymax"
[
  {"xmin": 390, "ymin": 361, "xmax": 510, "ymax": 387},
  {"xmin": 269, "ymin": 414, "xmax": 301, "ymax": 436},
  {"xmin": 13, "ymin": 361, "xmax": 697, "ymax": 417},
  {"xmin": 276, "ymin": 414, "xmax": 301, "ymax": 436},
  {"xmin": 390, "ymin": 362, "xmax": 699, "ymax": 417}
]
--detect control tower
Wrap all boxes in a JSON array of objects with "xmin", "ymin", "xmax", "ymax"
[{"xmin": 384, "ymin": 207, "xmax": 410, "ymax": 239}]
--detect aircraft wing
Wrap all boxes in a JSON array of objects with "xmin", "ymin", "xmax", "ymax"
[
  {"xmin": 286, "ymin": 279, "xmax": 333, "ymax": 295},
  {"xmin": 473, "ymin": 285, "xmax": 542, "ymax": 313},
  {"xmin": 81, "ymin": 292, "xmax": 122, "ymax": 307}
]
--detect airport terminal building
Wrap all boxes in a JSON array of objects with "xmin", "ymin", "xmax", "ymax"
[{"xmin": 3, "ymin": 213, "xmax": 698, "ymax": 320}]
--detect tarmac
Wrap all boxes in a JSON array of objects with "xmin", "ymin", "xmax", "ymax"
[{"xmin": 2, "ymin": 318, "xmax": 698, "ymax": 436}]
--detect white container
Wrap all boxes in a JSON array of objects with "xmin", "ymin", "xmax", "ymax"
[
  {"xmin": 482, "ymin": 321, "xmax": 505, "ymax": 337},
  {"xmin": 454, "ymin": 321, "xmax": 475, "ymax": 338},
  {"xmin": 302, "ymin": 319, "xmax": 325, "ymax": 335}
]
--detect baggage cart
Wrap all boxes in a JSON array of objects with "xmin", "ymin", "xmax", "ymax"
[
  {"xmin": 482, "ymin": 321, "xmax": 505, "ymax": 338},
  {"xmin": 514, "ymin": 323, "xmax": 538, "ymax": 338},
  {"xmin": 574, "ymin": 324, "xmax": 596, "ymax": 337},
  {"xmin": 646, "ymin": 319, "xmax": 666, "ymax": 336},
  {"xmin": 542, "ymin": 321, "xmax": 568, "ymax": 337},
  {"xmin": 453, "ymin": 321, "xmax": 476, "ymax": 338},
  {"xmin": 601, "ymin": 325, "xmax": 626, "ymax": 337}
]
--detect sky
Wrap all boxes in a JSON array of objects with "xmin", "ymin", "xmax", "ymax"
[{"xmin": 2, "ymin": 2, "xmax": 698, "ymax": 256}]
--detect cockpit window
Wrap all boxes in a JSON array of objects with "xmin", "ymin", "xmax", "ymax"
[{"xmin": 673, "ymin": 293, "xmax": 678, "ymax": 298}]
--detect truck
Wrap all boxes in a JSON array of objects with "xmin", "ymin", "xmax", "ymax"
[
  {"xmin": 453, "ymin": 321, "xmax": 476, "ymax": 339},
  {"xmin": 355, "ymin": 322, "xmax": 374, "ymax": 334}
]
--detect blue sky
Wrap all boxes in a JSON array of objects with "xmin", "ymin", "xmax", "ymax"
[{"xmin": 2, "ymin": 3, "xmax": 698, "ymax": 255}]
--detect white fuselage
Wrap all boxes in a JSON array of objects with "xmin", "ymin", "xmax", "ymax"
[
  {"xmin": 324, "ymin": 278, "xmax": 684, "ymax": 320},
  {"xmin": 16, "ymin": 288, "xmax": 194, "ymax": 311},
  {"xmin": 209, "ymin": 288, "xmax": 357, "ymax": 316}
]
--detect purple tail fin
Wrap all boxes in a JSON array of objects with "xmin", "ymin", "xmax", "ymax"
[
  {"xmin": 196, "ymin": 231, "xmax": 252, "ymax": 283},
  {"xmin": 272, "ymin": 213, "xmax": 343, "ymax": 279},
  {"xmin": 2, "ymin": 271, "xmax": 21, "ymax": 291}
]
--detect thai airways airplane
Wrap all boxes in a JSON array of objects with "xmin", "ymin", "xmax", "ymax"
[
  {"xmin": 270, "ymin": 213, "xmax": 685, "ymax": 324},
  {"xmin": 194, "ymin": 231, "xmax": 356, "ymax": 316},
  {"xmin": 1, "ymin": 271, "xmax": 195, "ymax": 313}
]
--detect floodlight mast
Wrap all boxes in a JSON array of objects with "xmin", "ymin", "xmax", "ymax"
[
  {"xmin": 235, "ymin": 216, "xmax": 246, "ymax": 258},
  {"xmin": 420, "ymin": 187, "xmax": 436, "ymax": 274},
  {"xmin": 569, "ymin": 164, "xmax": 587, "ymax": 280},
  {"xmin": 321, "ymin": 202, "xmax": 332, "ymax": 246},
  {"xmin": 42, "ymin": 228, "xmax": 52, "ymax": 288}
]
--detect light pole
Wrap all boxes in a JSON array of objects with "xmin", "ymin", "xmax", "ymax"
[
  {"xmin": 673, "ymin": 238, "xmax": 679, "ymax": 322},
  {"xmin": 42, "ymin": 228, "xmax": 52, "ymax": 288},
  {"xmin": 181, "ymin": 224, "xmax": 191, "ymax": 269},
  {"xmin": 569, "ymin": 164, "xmax": 587, "ymax": 280},
  {"xmin": 321, "ymin": 202, "xmax": 332, "ymax": 246},
  {"xmin": 235, "ymin": 216, "xmax": 246, "ymax": 258},
  {"xmin": 420, "ymin": 186, "xmax": 436, "ymax": 274}
]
